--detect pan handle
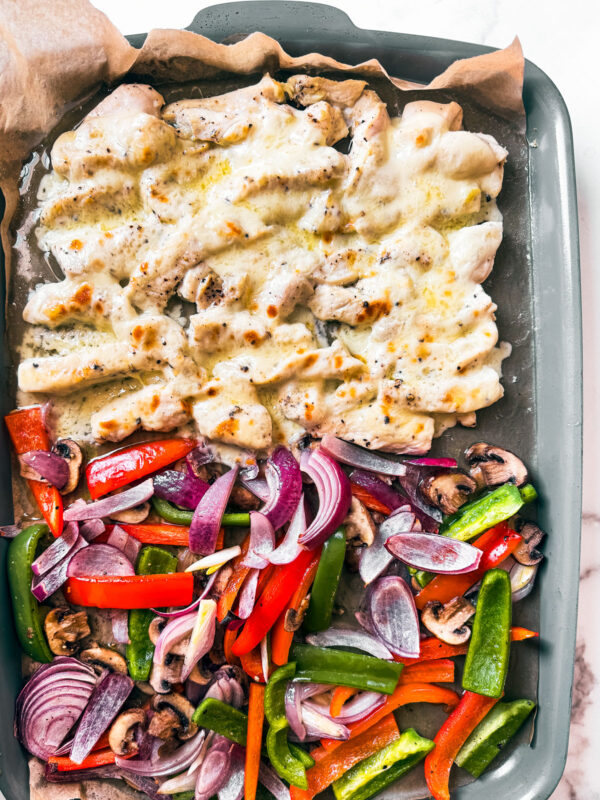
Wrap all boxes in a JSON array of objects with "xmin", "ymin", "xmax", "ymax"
[{"xmin": 185, "ymin": 1, "xmax": 360, "ymax": 42}]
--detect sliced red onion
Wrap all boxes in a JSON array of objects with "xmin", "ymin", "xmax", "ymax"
[
  {"xmin": 238, "ymin": 568, "xmax": 260, "ymax": 619},
  {"xmin": 385, "ymin": 532, "xmax": 482, "ymax": 574},
  {"xmin": 261, "ymin": 634, "xmax": 270, "ymax": 683},
  {"xmin": 117, "ymin": 729, "xmax": 207, "ymax": 777},
  {"xmin": 0, "ymin": 524, "xmax": 21, "ymax": 538},
  {"xmin": 320, "ymin": 435, "xmax": 407, "ymax": 477},
  {"xmin": 242, "ymin": 512, "xmax": 275, "ymax": 568},
  {"xmin": 158, "ymin": 767, "xmax": 198, "ymax": 795},
  {"xmin": 154, "ymin": 468, "xmax": 209, "ymax": 510},
  {"xmin": 31, "ymin": 521, "xmax": 79, "ymax": 577},
  {"xmin": 268, "ymin": 495, "xmax": 305, "ymax": 565},
  {"xmin": 301, "ymin": 704, "xmax": 350, "ymax": 740},
  {"xmin": 195, "ymin": 738, "xmax": 233, "ymax": 800},
  {"xmin": 46, "ymin": 763, "xmax": 121, "ymax": 783},
  {"xmin": 367, "ymin": 576, "xmax": 420, "ymax": 658},
  {"xmin": 261, "ymin": 447, "xmax": 303, "ymax": 530},
  {"xmin": 510, "ymin": 561, "xmax": 539, "ymax": 602},
  {"xmin": 79, "ymin": 518, "xmax": 106, "ymax": 541},
  {"xmin": 218, "ymin": 744, "xmax": 245, "ymax": 800},
  {"xmin": 70, "ymin": 670, "xmax": 133, "ymax": 764},
  {"xmin": 15, "ymin": 657, "xmax": 97, "ymax": 760},
  {"xmin": 107, "ymin": 524, "xmax": 142, "ymax": 564},
  {"xmin": 404, "ymin": 457, "xmax": 458, "ymax": 468},
  {"xmin": 31, "ymin": 535, "xmax": 88, "ymax": 601},
  {"xmin": 185, "ymin": 546, "xmax": 241, "ymax": 573},
  {"xmin": 396, "ymin": 465, "xmax": 443, "ymax": 524},
  {"xmin": 64, "ymin": 479, "xmax": 154, "ymax": 521},
  {"xmin": 152, "ymin": 597, "xmax": 202, "ymax": 620},
  {"xmin": 320, "ymin": 691, "xmax": 385, "ymax": 724},
  {"xmin": 299, "ymin": 449, "xmax": 351, "ymax": 549},
  {"xmin": 189, "ymin": 467, "xmax": 238, "ymax": 555},
  {"xmin": 187, "ymin": 442, "xmax": 216, "ymax": 474},
  {"xmin": 239, "ymin": 476, "xmax": 270, "ymax": 502},
  {"xmin": 111, "ymin": 609, "xmax": 130, "ymax": 644},
  {"xmin": 285, "ymin": 683, "xmax": 306, "ymax": 740},
  {"xmin": 154, "ymin": 612, "xmax": 196, "ymax": 664},
  {"xmin": 21, "ymin": 449, "xmax": 69, "ymax": 489},
  {"xmin": 119, "ymin": 772, "xmax": 163, "ymax": 799},
  {"xmin": 67, "ymin": 543, "xmax": 135, "ymax": 578},
  {"xmin": 259, "ymin": 761, "xmax": 292, "ymax": 800},
  {"xmin": 305, "ymin": 628, "xmax": 393, "ymax": 660},
  {"xmin": 349, "ymin": 469, "xmax": 407, "ymax": 512},
  {"xmin": 182, "ymin": 599, "xmax": 217, "ymax": 681},
  {"xmin": 359, "ymin": 509, "xmax": 415, "ymax": 585}
]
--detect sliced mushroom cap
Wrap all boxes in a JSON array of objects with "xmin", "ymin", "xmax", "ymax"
[
  {"xmin": 150, "ymin": 655, "xmax": 183, "ymax": 694},
  {"xmin": 421, "ymin": 597, "xmax": 476, "ymax": 645},
  {"xmin": 344, "ymin": 497, "xmax": 376, "ymax": 547},
  {"xmin": 79, "ymin": 645, "xmax": 128, "ymax": 674},
  {"xmin": 284, "ymin": 595, "xmax": 311, "ymax": 632},
  {"xmin": 419, "ymin": 471, "xmax": 477, "ymax": 515},
  {"xmin": 44, "ymin": 607, "xmax": 91, "ymax": 656},
  {"xmin": 148, "ymin": 617, "xmax": 190, "ymax": 656},
  {"xmin": 108, "ymin": 708, "xmax": 146, "ymax": 756},
  {"xmin": 230, "ymin": 485, "xmax": 261, "ymax": 511},
  {"xmin": 52, "ymin": 439, "xmax": 83, "ymax": 495},
  {"xmin": 148, "ymin": 693, "xmax": 198, "ymax": 741},
  {"xmin": 513, "ymin": 520, "xmax": 545, "ymax": 566},
  {"xmin": 110, "ymin": 501, "xmax": 150, "ymax": 524},
  {"xmin": 465, "ymin": 443, "xmax": 528, "ymax": 488}
]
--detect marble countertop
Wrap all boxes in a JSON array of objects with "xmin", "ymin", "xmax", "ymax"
[{"xmin": 36, "ymin": 0, "xmax": 600, "ymax": 797}]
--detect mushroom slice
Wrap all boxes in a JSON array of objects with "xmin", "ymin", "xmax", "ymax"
[
  {"xmin": 44, "ymin": 607, "xmax": 91, "ymax": 655},
  {"xmin": 419, "ymin": 472, "xmax": 477, "ymax": 515},
  {"xmin": 465, "ymin": 443, "xmax": 528, "ymax": 487},
  {"xmin": 110, "ymin": 501, "xmax": 150, "ymax": 524},
  {"xmin": 148, "ymin": 693, "xmax": 198, "ymax": 741},
  {"xmin": 79, "ymin": 645, "xmax": 128, "ymax": 674},
  {"xmin": 513, "ymin": 520, "xmax": 545, "ymax": 566},
  {"xmin": 52, "ymin": 439, "xmax": 83, "ymax": 495},
  {"xmin": 108, "ymin": 708, "xmax": 146, "ymax": 756},
  {"xmin": 421, "ymin": 597, "xmax": 476, "ymax": 645},
  {"xmin": 284, "ymin": 595, "xmax": 311, "ymax": 632},
  {"xmin": 148, "ymin": 617, "xmax": 190, "ymax": 656},
  {"xmin": 150, "ymin": 655, "xmax": 183, "ymax": 694}
]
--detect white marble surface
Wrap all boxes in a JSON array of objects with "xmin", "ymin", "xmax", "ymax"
[{"xmin": 35, "ymin": 0, "xmax": 600, "ymax": 797}]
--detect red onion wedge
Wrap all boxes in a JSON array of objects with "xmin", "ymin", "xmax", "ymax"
[
  {"xmin": 396, "ymin": 465, "xmax": 443, "ymax": 525},
  {"xmin": 237, "ymin": 568, "xmax": 260, "ymax": 619},
  {"xmin": 189, "ymin": 467, "xmax": 238, "ymax": 555},
  {"xmin": 153, "ymin": 468, "xmax": 209, "ymax": 510},
  {"xmin": 404, "ymin": 456, "xmax": 458, "ymax": 468},
  {"xmin": 320, "ymin": 435, "xmax": 407, "ymax": 477},
  {"xmin": 349, "ymin": 470, "xmax": 406, "ymax": 512},
  {"xmin": 268, "ymin": 494, "xmax": 305, "ymax": 565},
  {"xmin": 64, "ymin": 479, "xmax": 154, "ymax": 521},
  {"xmin": 67, "ymin": 543, "xmax": 135, "ymax": 578},
  {"xmin": 15, "ymin": 657, "xmax": 97, "ymax": 760},
  {"xmin": 70, "ymin": 670, "xmax": 133, "ymax": 764},
  {"xmin": 182, "ymin": 599, "xmax": 217, "ymax": 681},
  {"xmin": 185, "ymin": 545, "xmax": 241, "ymax": 572},
  {"xmin": 510, "ymin": 561, "xmax": 539, "ymax": 602},
  {"xmin": 111, "ymin": 609, "xmax": 130, "ymax": 644},
  {"xmin": 242, "ymin": 512, "xmax": 275, "ymax": 568},
  {"xmin": 79, "ymin": 518, "xmax": 106, "ymax": 541},
  {"xmin": 31, "ymin": 535, "xmax": 88, "ymax": 601},
  {"xmin": 218, "ymin": 743, "xmax": 245, "ymax": 800},
  {"xmin": 259, "ymin": 761, "xmax": 291, "ymax": 800},
  {"xmin": 154, "ymin": 612, "xmax": 196, "ymax": 665},
  {"xmin": 385, "ymin": 532, "xmax": 482, "ymax": 574},
  {"xmin": 0, "ymin": 524, "xmax": 21, "ymax": 538},
  {"xmin": 299, "ymin": 449, "xmax": 351, "ymax": 549},
  {"xmin": 117, "ymin": 729, "xmax": 207, "ymax": 777},
  {"xmin": 303, "ymin": 691, "xmax": 384, "ymax": 725},
  {"xmin": 152, "ymin": 596, "xmax": 202, "ymax": 620},
  {"xmin": 31, "ymin": 521, "xmax": 79, "ymax": 577},
  {"xmin": 106, "ymin": 524, "xmax": 142, "ymax": 564},
  {"xmin": 301, "ymin": 704, "xmax": 350, "ymax": 740},
  {"xmin": 261, "ymin": 447, "xmax": 303, "ymax": 530},
  {"xmin": 367, "ymin": 576, "xmax": 420, "ymax": 658},
  {"xmin": 46, "ymin": 763, "xmax": 121, "ymax": 783},
  {"xmin": 240, "ymin": 476, "xmax": 270, "ymax": 503},
  {"xmin": 21, "ymin": 450, "xmax": 69, "ymax": 489},
  {"xmin": 285, "ymin": 683, "xmax": 306, "ymax": 741},
  {"xmin": 359, "ymin": 509, "xmax": 416, "ymax": 585},
  {"xmin": 305, "ymin": 628, "xmax": 393, "ymax": 660},
  {"xmin": 196, "ymin": 736, "xmax": 234, "ymax": 800}
]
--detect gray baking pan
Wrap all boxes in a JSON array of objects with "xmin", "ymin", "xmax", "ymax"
[{"xmin": 0, "ymin": 3, "xmax": 581, "ymax": 800}]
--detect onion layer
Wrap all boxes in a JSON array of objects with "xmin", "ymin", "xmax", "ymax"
[
  {"xmin": 320, "ymin": 435, "xmax": 407, "ymax": 477},
  {"xmin": 64, "ymin": 479, "xmax": 154, "ymax": 521},
  {"xmin": 358, "ymin": 509, "xmax": 415, "ymax": 585},
  {"xmin": 385, "ymin": 532, "xmax": 482, "ymax": 574},
  {"xmin": 189, "ymin": 467, "xmax": 238, "ymax": 555},
  {"xmin": 242, "ymin": 512, "xmax": 275, "ymax": 568},
  {"xmin": 261, "ymin": 447, "xmax": 303, "ymax": 530},
  {"xmin": 299, "ymin": 449, "xmax": 351, "ymax": 549},
  {"xmin": 367, "ymin": 576, "xmax": 420, "ymax": 658}
]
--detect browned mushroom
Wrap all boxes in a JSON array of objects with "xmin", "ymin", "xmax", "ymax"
[
  {"xmin": 421, "ymin": 597, "xmax": 476, "ymax": 645},
  {"xmin": 513, "ymin": 520, "xmax": 545, "ymax": 566},
  {"xmin": 44, "ymin": 607, "xmax": 90, "ymax": 655},
  {"xmin": 465, "ymin": 443, "xmax": 528, "ymax": 487},
  {"xmin": 284, "ymin": 595, "xmax": 311, "ymax": 632},
  {"xmin": 344, "ymin": 497, "xmax": 376, "ymax": 572},
  {"xmin": 52, "ymin": 439, "xmax": 83, "ymax": 494},
  {"xmin": 230, "ymin": 485, "xmax": 261, "ymax": 511},
  {"xmin": 148, "ymin": 617, "xmax": 190, "ymax": 656},
  {"xmin": 150, "ymin": 655, "xmax": 183, "ymax": 694},
  {"xmin": 110, "ymin": 501, "xmax": 150, "ymax": 524},
  {"xmin": 419, "ymin": 472, "xmax": 477, "ymax": 515},
  {"xmin": 108, "ymin": 708, "xmax": 146, "ymax": 756},
  {"xmin": 80, "ymin": 645, "xmax": 128, "ymax": 675},
  {"xmin": 148, "ymin": 693, "xmax": 198, "ymax": 741}
]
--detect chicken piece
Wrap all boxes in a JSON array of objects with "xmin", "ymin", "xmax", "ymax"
[
  {"xmin": 188, "ymin": 308, "xmax": 269, "ymax": 352},
  {"xmin": 436, "ymin": 131, "xmax": 507, "ymax": 188},
  {"xmin": 297, "ymin": 189, "xmax": 344, "ymax": 235},
  {"xmin": 256, "ymin": 270, "xmax": 313, "ymax": 319},
  {"xmin": 23, "ymin": 277, "xmax": 134, "ymax": 329},
  {"xmin": 86, "ymin": 83, "xmax": 165, "ymax": 120},
  {"xmin": 297, "ymin": 101, "xmax": 349, "ymax": 147},
  {"xmin": 253, "ymin": 340, "xmax": 363, "ymax": 385},
  {"xmin": 18, "ymin": 316, "xmax": 186, "ymax": 395},
  {"xmin": 448, "ymin": 221, "xmax": 503, "ymax": 283},
  {"xmin": 309, "ymin": 276, "xmax": 408, "ymax": 326},
  {"xmin": 285, "ymin": 75, "xmax": 366, "ymax": 109},
  {"xmin": 39, "ymin": 171, "xmax": 138, "ymax": 227},
  {"xmin": 311, "ymin": 249, "xmax": 362, "ymax": 285},
  {"xmin": 400, "ymin": 100, "xmax": 464, "ymax": 134},
  {"xmin": 179, "ymin": 267, "xmax": 248, "ymax": 311}
]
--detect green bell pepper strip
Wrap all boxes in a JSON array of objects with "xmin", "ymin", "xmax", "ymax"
[
  {"xmin": 290, "ymin": 643, "xmax": 403, "ymax": 695},
  {"xmin": 332, "ymin": 728, "xmax": 435, "ymax": 800},
  {"xmin": 265, "ymin": 662, "xmax": 309, "ymax": 788},
  {"xmin": 151, "ymin": 496, "xmax": 249, "ymax": 528},
  {"xmin": 265, "ymin": 662, "xmax": 296, "ymax": 727},
  {"xmin": 462, "ymin": 568, "xmax": 512, "ymax": 698},
  {"xmin": 172, "ymin": 793, "xmax": 196, "ymax": 800},
  {"xmin": 455, "ymin": 698, "xmax": 535, "ymax": 777},
  {"xmin": 7, "ymin": 523, "xmax": 54, "ymax": 663},
  {"xmin": 304, "ymin": 527, "xmax": 346, "ymax": 633},
  {"xmin": 126, "ymin": 546, "xmax": 177, "ymax": 680}
]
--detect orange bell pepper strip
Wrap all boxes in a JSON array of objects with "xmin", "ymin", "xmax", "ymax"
[
  {"xmin": 291, "ymin": 714, "xmax": 400, "ymax": 800},
  {"xmin": 232, "ymin": 548, "xmax": 315, "ymax": 656},
  {"xmin": 349, "ymin": 484, "xmax": 391, "ymax": 515},
  {"xmin": 271, "ymin": 551, "xmax": 321, "ymax": 666},
  {"xmin": 215, "ymin": 527, "xmax": 225, "ymax": 551},
  {"xmin": 86, "ymin": 438, "xmax": 196, "ymax": 499},
  {"xmin": 65, "ymin": 572, "xmax": 193, "ymax": 609},
  {"xmin": 394, "ymin": 628, "xmax": 538, "ymax": 666},
  {"xmin": 245, "ymin": 683, "xmax": 265, "ymax": 800},
  {"xmin": 511, "ymin": 626, "xmax": 539, "ymax": 642},
  {"xmin": 217, "ymin": 535, "xmax": 251, "ymax": 622},
  {"xmin": 224, "ymin": 626, "xmax": 241, "ymax": 666},
  {"xmin": 330, "ymin": 686, "xmax": 358, "ymax": 717},
  {"xmin": 399, "ymin": 659, "xmax": 455, "ymax": 685},
  {"xmin": 5, "ymin": 407, "xmax": 63, "ymax": 537},
  {"xmin": 103, "ymin": 522, "xmax": 191, "ymax": 546},
  {"xmin": 415, "ymin": 527, "xmax": 522, "ymax": 610},
  {"xmin": 425, "ymin": 691, "xmax": 500, "ymax": 800},
  {"xmin": 240, "ymin": 644, "xmax": 266, "ymax": 683},
  {"xmin": 48, "ymin": 746, "xmax": 131, "ymax": 771},
  {"xmin": 320, "ymin": 682, "xmax": 460, "ymax": 752}
]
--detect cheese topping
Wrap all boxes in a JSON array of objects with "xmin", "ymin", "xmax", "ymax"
[{"xmin": 19, "ymin": 75, "xmax": 510, "ymax": 455}]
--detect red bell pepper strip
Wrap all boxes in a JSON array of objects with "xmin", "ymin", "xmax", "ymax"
[
  {"xmin": 424, "ymin": 691, "xmax": 500, "ymax": 800},
  {"xmin": 48, "ymin": 746, "xmax": 131, "ymax": 771},
  {"xmin": 395, "ymin": 628, "xmax": 539, "ymax": 665},
  {"xmin": 245, "ymin": 683, "xmax": 266, "ymax": 800},
  {"xmin": 240, "ymin": 645, "xmax": 266, "ymax": 683},
  {"xmin": 64, "ymin": 572, "xmax": 193, "ymax": 609},
  {"xmin": 217, "ymin": 535, "xmax": 251, "ymax": 622},
  {"xmin": 86, "ymin": 438, "xmax": 196, "ymax": 499},
  {"xmin": 291, "ymin": 714, "xmax": 400, "ymax": 800},
  {"xmin": 511, "ymin": 626, "xmax": 539, "ymax": 642},
  {"xmin": 415, "ymin": 527, "xmax": 522, "ymax": 610},
  {"xmin": 232, "ymin": 548, "xmax": 315, "ymax": 656},
  {"xmin": 320, "ymin": 682, "xmax": 459, "ymax": 752},
  {"xmin": 271, "ymin": 550, "xmax": 321, "ymax": 666},
  {"xmin": 399, "ymin": 659, "xmax": 455, "ymax": 685},
  {"xmin": 349, "ymin": 483, "xmax": 391, "ymax": 515},
  {"xmin": 5, "ymin": 407, "xmax": 63, "ymax": 537},
  {"xmin": 109, "ymin": 522, "xmax": 191, "ymax": 546},
  {"xmin": 330, "ymin": 686, "xmax": 358, "ymax": 718},
  {"xmin": 224, "ymin": 626, "xmax": 241, "ymax": 666}
]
